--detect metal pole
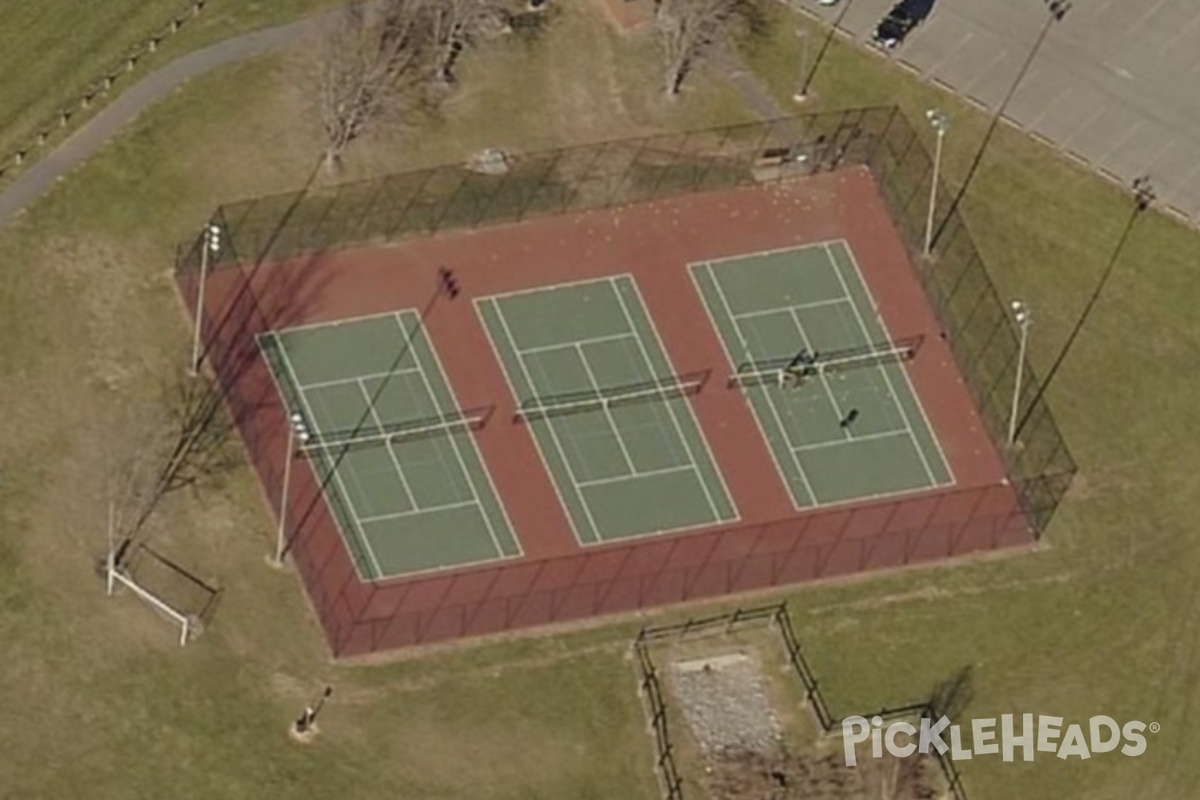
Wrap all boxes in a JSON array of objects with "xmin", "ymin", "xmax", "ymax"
[
  {"xmin": 924, "ymin": 110, "xmax": 948, "ymax": 257},
  {"xmin": 793, "ymin": 29, "xmax": 810, "ymax": 103},
  {"xmin": 275, "ymin": 413, "xmax": 308, "ymax": 565},
  {"xmin": 189, "ymin": 224, "xmax": 220, "ymax": 376},
  {"xmin": 1007, "ymin": 302, "xmax": 1031, "ymax": 447},
  {"xmin": 106, "ymin": 501, "xmax": 116, "ymax": 595}
]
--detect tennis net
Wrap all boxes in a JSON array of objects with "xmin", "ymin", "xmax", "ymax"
[
  {"xmin": 729, "ymin": 335, "xmax": 923, "ymax": 388},
  {"xmin": 515, "ymin": 371, "xmax": 708, "ymax": 422},
  {"xmin": 299, "ymin": 407, "xmax": 490, "ymax": 454}
]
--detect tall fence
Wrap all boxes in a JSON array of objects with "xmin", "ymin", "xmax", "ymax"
[
  {"xmin": 864, "ymin": 108, "xmax": 1075, "ymax": 533},
  {"xmin": 175, "ymin": 107, "xmax": 1076, "ymax": 656},
  {"xmin": 632, "ymin": 603, "xmax": 971, "ymax": 800},
  {"xmin": 176, "ymin": 105, "xmax": 1073, "ymax": 537}
]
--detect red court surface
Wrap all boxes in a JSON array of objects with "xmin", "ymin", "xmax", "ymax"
[{"xmin": 182, "ymin": 167, "xmax": 1029, "ymax": 657}]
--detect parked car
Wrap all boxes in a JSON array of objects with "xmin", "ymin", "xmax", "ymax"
[{"xmin": 872, "ymin": 0, "xmax": 935, "ymax": 49}]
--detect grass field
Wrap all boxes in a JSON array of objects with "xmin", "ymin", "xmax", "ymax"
[
  {"xmin": 1, "ymin": 2, "xmax": 1198, "ymax": 799},
  {"xmin": 0, "ymin": 0, "xmax": 344, "ymax": 169}
]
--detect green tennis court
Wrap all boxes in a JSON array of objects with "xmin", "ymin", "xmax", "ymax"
[
  {"xmin": 691, "ymin": 240, "xmax": 953, "ymax": 509},
  {"xmin": 477, "ymin": 276, "xmax": 738, "ymax": 545},
  {"xmin": 260, "ymin": 312, "xmax": 520, "ymax": 581}
]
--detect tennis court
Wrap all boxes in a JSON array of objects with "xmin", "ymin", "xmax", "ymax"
[
  {"xmin": 259, "ymin": 312, "xmax": 520, "ymax": 581},
  {"xmin": 691, "ymin": 241, "xmax": 953, "ymax": 509},
  {"xmin": 476, "ymin": 276, "xmax": 738, "ymax": 545}
]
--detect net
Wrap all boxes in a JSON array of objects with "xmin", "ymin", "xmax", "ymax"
[
  {"xmin": 515, "ymin": 371, "xmax": 708, "ymax": 422},
  {"xmin": 299, "ymin": 408, "xmax": 489, "ymax": 454},
  {"xmin": 729, "ymin": 336, "xmax": 922, "ymax": 388}
]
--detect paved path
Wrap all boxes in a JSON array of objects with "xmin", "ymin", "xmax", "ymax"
[
  {"xmin": 799, "ymin": 0, "xmax": 1200, "ymax": 224},
  {"xmin": 7, "ymin": 1, "xmax": 1198, "ymax": 227},
  {"xmin": 0, "ymin": 13, "xmax": 329, "ymax": 228}
]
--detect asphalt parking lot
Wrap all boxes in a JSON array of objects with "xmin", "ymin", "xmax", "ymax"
[{"xmin": 802, "ymin": 0, "xmax": 1200, "ymax": 223}]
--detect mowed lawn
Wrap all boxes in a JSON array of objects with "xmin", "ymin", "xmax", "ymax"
[
  {"xmin": 0, "ymin": 0, "xmax": 345, "ymax": 163},
  {"xmin": 0, "ymin": 4, "xmax": 748, "ymax": 799},
  {"xmin": 0, "ymin": 3, "xmax": 1198, "ymax": 800}
]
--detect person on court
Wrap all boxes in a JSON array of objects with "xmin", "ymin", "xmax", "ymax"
[{"xmin": 840, "ymin": 408, "xmax": 859, "ymax": 429}]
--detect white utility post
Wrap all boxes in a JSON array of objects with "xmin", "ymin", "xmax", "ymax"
[
  {"xmin": 189, "ymin": 223, "xmax": 223, "ymax": 376},
  {"xmin": 924, "ymin": 109, "xmax": 949, "ymax": 257},
  {"xmin": 793, "ymin": 29, "xmax": 810, "ymax": 103},
  {"xmin": 275, "ymin": 412, "xmax": 310, "ymax": 566},
  {"xmin": 1007, "ymin": 300, "xmax": 1032, "ymax": 447}
]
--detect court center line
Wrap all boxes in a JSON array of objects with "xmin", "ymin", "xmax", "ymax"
[
  {"xmin": 354, "ymin": 376, "xmax": 419, "ymax": 512},
  {"xmin": 788, "ymin": 307, "xmax": 852, "ymax": 442},
  {"xmin": 485, "ymin": 298, "xmax": 604, "ymax": 543},
  {"xmin": 358, "ymin": 499, "xmax": 479, "ymax": 525},
  {"xmin": 575, "ymin": 343, "xmax": 637, "ymax": 476},
  {"xmin": 732, "ymin": 296, "xmax": 850, "ymax": 322},
  {"xmin": 611, "ymin": 276, "xmax": 725, "ymax": 522},
  {"xmin": 791, "ymin": 428, "xmax": 910, "ymax": 455},
  {"xmin": 574, "ymin": 464, "xmax": 695, "ymax": 489},
  {"xmin": 296, "ymin": 364, "xmax": 421, "ymax": 393},
  {"xmin": 403, "ymin": 308, "xmax": 524, "ymax": 559},
  {"xmin": 393, "ymin": 312, "xmax": 507, "ymax": 559},
  {"xmin": 699, "ymin": 263, "xmax": 819, "ymax": 508},
  {"xmin": 823, "ymin": 244, "xmax": 938, "ymax": 485},
  {"xmin": 833, "ymin": 240, "xmax": 955, "ymax": 485},
  {"xmin": 274, "ymin": 334, "xmax": 385, "ymax": 579},
  {"xmin": 516, "ymin": 332, "xmax": 637, "ymax": 357}
]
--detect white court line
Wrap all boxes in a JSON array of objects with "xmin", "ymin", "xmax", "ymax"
[
  {"xmin": 575, "ymin": 343, "xmax": 637, "ymax": 476},
  {"xmin": 732, "ymin": 296, "xmax": 850, "ymax": 322},
  {"xmin": 614, "ymin": 276, "xmax": 731, "ymax": 523},
  {"xmin": 477, "ymin": 296, "xmax": 603, "ymax": 544},
  {"xmin": 354, "ymin": 376, "xmax": 417, "ymax": 512},
  {"xmin": 830, "ymin": 241, "xmax": 950, "ymax": 484},
  {"xmin": 482, "ymin": 274, "xmax": 629, "ymax": 302},
  {"xmin": 699, "ymin": 240, "xmax": 844, "ymax": 267},
  {"xmin": 516, "ymin": 332, "xmax": 636, "ymax": 357},
  {"xmin": 273, "ymin": 333, "xmax": 385, "ymax": 580},
  {"xmin": 791, "ymin": 428, "xmax": 910, "ymax": 455},
  {"xmin": 691, "ymin": 262, "xmax": 818, "ymax": 510},
  {"xmin": 787, "ymin": 307, "xmax": 851, "ymax": 442},
  {"xmin": 823, "ymin": 243, "xmax": 940, "ymax": 486},
  {"xmin": 358, "ymin": 499, "xmax": 479, "ymax": 525},
  {"xmin": 575, "ymin": 464, "xmax": 695, "ymax": 489},
  {"xmin": 274, "ymin": 308, "xmax": 423, "ymax": 336},
  {"xmin": 394, "ymin": 312, "xmax": 511, "ymax": 559},
  {"xmin": 297, "ymin": 365, "xmax": 421, "ymax": 392}
]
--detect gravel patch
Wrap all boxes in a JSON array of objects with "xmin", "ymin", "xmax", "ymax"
[{"xmin": 670, "ymin": 652, "xmax": 784, "ymax": 756}]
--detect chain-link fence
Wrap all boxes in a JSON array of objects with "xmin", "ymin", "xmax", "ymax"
[{"xmin": 177, "ymin": 104, "xmax": 1074, "ymax": 539}]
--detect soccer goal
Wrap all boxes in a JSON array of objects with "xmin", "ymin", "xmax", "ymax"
[{"xmin": 105, "ymin": 546, "xmax": 198, "ymax": 646}]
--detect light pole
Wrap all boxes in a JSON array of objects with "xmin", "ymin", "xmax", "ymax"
[
  {"xmin": 275, "ymin": 412, "xmax": 310, "ymax": 566},
  {"xmin": 189, "ymin": 223, "xmax": 222, "ymax": 376},
  {"xmin": 1007, "ymin": 301, "xmax": 1032, "ymax": 447},
  {"xmin": 924, "ymin": 109, "xmax": 949, "ymax": 257},
  {"xmin": 792, "ymin": 28, "xmax": 810, "ymax": 103}
]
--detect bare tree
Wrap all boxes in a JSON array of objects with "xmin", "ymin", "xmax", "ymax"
[
  {"xmin": 654, "ymin": 0, "xmax": 755, "ymax": 97},
  {"xmin": 421, "ymin": 0, "xmax": 510, "ymax": 85},
  {"xmin": 105, "ymin": 372, "xmax": 238, "ymax": 566},
  {"xmin": 317, "ymin": 1, "xmax": 436, "ymax": 174}
]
